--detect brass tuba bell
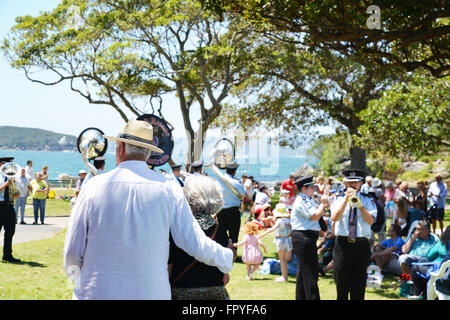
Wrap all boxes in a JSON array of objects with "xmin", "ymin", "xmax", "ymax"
[
  {"xmin": 0, "ymin": 162, "xmax": 21, "ymax": 200},
  {"xmin": 77, "ymin": 127, "xmax": 108, "ymax": 176}
]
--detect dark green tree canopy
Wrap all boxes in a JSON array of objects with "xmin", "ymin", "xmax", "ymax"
[{"xmin": 201, "ymin": 0, "xmax": 450, "ymax": 77}]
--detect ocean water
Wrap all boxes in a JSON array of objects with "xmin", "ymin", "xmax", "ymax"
[{"xmin": 0, "ymin": 149, "xmax": 317, "ymax": 184}]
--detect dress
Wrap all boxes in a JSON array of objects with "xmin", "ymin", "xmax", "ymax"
[
  {"xmin": 242, "ymin": 234, "xmax": 263, "ymax": 265},
  {"xmin": 274, "ymin": 218, "xmax": 292, "ymax": 252}
]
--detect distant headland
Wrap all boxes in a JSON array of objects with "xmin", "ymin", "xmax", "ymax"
[{"xmin": 0, "ymin": 126, "xmax": 77, "ymax": 152}]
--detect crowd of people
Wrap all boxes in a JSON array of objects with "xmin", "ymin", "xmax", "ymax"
[
  {"xmin": 1, "ymin": 119, "xmax": 448, "ymax": 301},
  {"xmin": 236, "ymin": 171, "xmax": 449, "ymax": 300}
]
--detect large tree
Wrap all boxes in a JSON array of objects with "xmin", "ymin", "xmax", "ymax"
[
  {"xmin": 215, "ymin": 38, "xmax": 406, "ymax": 171},
  {"xmin": 2, "ymin": 0, "xmax": 252, "ymax": 166},
  {"xmin": 201, "ymin": 0, "xmax": 450, "ymax": 77}
]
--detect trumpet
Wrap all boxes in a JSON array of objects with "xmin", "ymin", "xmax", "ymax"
[
  {"xmin": 346, "ymin": 188, "xmax": 362, "ymax": 208},
  {"xmin": 0, "ymin": 162, "xmax": 21, "ymax": 200}
]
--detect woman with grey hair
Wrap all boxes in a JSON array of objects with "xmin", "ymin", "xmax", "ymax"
[{"xmin": 168, "ymin": 175, "xmax": 233, "ymax": 300}]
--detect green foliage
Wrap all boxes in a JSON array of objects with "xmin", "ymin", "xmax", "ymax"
[
  {"xmin": 356, "ymin": 74, "xmax": 450, "ymax": 158},
  {"xmin": 0, "ymin": 126, "xmax": 76, "ymax": 151},
  {"xmin": 201, "ymin": 0, "xmax": 450, "ymax": 77},
  {"xmin": 306, "ymin": 132, "xmax": 351, "ymax": 176}
]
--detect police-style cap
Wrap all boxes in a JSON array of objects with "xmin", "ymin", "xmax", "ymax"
[
  {"xmin": 225, "ymin": 162, "xmax": 239, "ymax": 170},
  {"xmin": 294, "ymin": 175, "xmax": 315, "ymax": 189},
  {"xmin": 0, "ymin": 157, "xmax": 14, "ymax": 163},
  {"xmin": 342, "ymin": 169, "xmax": 367, "ymax": 182},
  {"xmin": 171, "ymin": 164, "xmax": 182, "ymax": 170},
  {"xmin": 191, "ymin": 160, "xmax": 202, "ymax": 169}
]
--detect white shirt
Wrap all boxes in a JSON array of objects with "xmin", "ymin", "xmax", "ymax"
[
  {"xmin": 15, "ymin": 176, "xmax": 30, "ymax": 198},
  {"xmin": 64, "ymin": 160, "xmax": 233, "ymax": 300},
  {"xmin": 428, "ymin": 181, "xmax": 447, "ymax": 209},
  {"xmin": 25, "ymin": 166, "xmax": 34, "ymax": 180},
  {"xmin": 243, "ymin": 179, "xmax": 254, "ymax": 198},
  {"xmin": 254, "ymin": 191, "xmax": 269, "ymax": 208}
]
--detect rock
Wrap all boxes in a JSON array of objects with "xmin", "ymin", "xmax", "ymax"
[
  {"xmin": 58, "ymin": 173, "xmax": 70, "ymax": 180},
  {"xmin": 402, "ymin": 161, "xmax": 428, "ymax": 172},
  {"xmin": 293, "ymin": 163, "xmax": 314, "ymax": 178}
]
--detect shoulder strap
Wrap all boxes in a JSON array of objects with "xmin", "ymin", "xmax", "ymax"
[{"xmin": 171, "ymin": 222, "xmax": 219, "ymax": 287}]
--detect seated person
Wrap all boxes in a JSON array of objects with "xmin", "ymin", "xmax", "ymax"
[
  {"xmin": 255, "ymin": 203, "xmax": 275, "ymax": 229},
  {"xmin": 371, "ymin": 224, "xmax": 404, "ymax": 274},
  {"xmin": 409, "ymin": 226, "xmax": 450, "ymax": 299},
  {"xmin": 398, "ymin": 219, "xmax": 440, "ymax": 275},
  {"xmin": 317, "ymin": 215, "xmax": 335, "ymax": 275}
]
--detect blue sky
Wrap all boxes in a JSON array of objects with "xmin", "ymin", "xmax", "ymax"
[
  {"xmin": 0, "ymin": 1, "xmax": 333, "ymax": 145},
  {"xmin": 0, "ymin": 0, "xmax": 205, "ymax": 140}
]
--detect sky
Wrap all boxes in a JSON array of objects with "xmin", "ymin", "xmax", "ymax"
[
  {"xmin": 0, "ymin": 1, "xmax": 334, "ymax": 147},
  {"xmin": 0, "ymin": 0, "xmax": 211, "ymax": 140}
]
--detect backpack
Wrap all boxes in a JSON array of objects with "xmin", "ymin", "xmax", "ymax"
[{"xmin": 366, "ymin": 192, "xmax": 386, "ymax": 233}]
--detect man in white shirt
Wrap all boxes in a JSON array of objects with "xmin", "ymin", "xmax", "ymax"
[
  {"xmin": 428, "ymin": 174, "xmax": 448, "ymax": 235},
  {"xmin": 64, "ymin": 119, "xmax": 235, "ymax": 300},
  {"xmin": 14, "ymin": 167, "xmax": 31, "ymax": 224},
  {"xmin": 24, "ymin": 160, "xmax": 34, "ymax": 180}
]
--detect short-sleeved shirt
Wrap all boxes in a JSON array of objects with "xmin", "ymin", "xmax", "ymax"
[
  {"xmin": 380, "ymin": 237, "xmax": 405, "ymax": 255},
  {"xmin": 330, "ymin": 192, "xmax": 377, "ymax": 239},
  {"xmin": 280, "ymin": 179, "xmax": 296, "ymax": 197},
  {"xmin": 407, "ymin": 233, "xmax": 440, "ymax": 257},
  {"xmin": 428, "ymin": 181, "xmax": 448, "ymax": 209},
  {"xmin": 291, "ymin": 193, "xmax": 321, "ymax": 231},
  {"xmin": 30, "ymin": 180, "xmax": 48, "ymax": 200}
]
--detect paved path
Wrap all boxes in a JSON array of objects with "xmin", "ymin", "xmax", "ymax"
[{"xmin": 0, "ymin": 216, "xmax": 71, "ymax": 245}]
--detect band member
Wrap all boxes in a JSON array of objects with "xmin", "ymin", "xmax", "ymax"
[
  {"xmin": 190, "ymin": 160, "xmax": 203, "ymax": 176},
  {"xmin": 331, "ymin": 169, "xmax": 377, "ymax": 300},
  {"xmin": 64, "ymin": 119, "xmax": 234, "ymax": 299},
  {"xmin": 81, "ymin": 156, "xmax": 106, "ymax": 187},
  {"xmin": 215, "ymin": 162, "xmax": 246, "ymax": 244},
  {"xmin": 291, "ymin": 175, "xmax": 328, "ymax": 300},
  {"xmin": 0, "ymin": 157, "xmax": 21, "ymax": 263},
  {"xmin": 170, "ymin": 164, "xmax": 185, "ymax": 187}
]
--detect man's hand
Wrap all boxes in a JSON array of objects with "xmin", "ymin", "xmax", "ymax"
[{"xmin": 223, "ymin": 273, "xmax": 230, "ymax": 286}]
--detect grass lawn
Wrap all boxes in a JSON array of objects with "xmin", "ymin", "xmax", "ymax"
[
  {"xmin": 22, "ymin": 188, "xmax": 75, "ymax": 217},
  {"xmin": 4, "ymin": 216, "xmax": 442, "ymax": 300}
]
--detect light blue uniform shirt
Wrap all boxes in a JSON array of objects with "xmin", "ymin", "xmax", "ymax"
[
  {"xmin": 331, "ymin": 191, "xmax": 377, "ymax": 239},
  {"xmin": 81, "ymin": 169, "xmax": 104, "ymax": 188},
  {"xmin": 291, "ymin": 193, "xmax": 321, "ymax": 231},
  {"xmin": 212, "ymin": 172, "xmax": 246, "ymax": 208}
]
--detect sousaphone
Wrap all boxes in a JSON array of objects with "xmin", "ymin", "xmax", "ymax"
[{"xmin": 77, "ymin": 127, "xmax": 108, "ymax": 176}]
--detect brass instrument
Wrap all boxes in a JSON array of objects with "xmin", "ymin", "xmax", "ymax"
[
  {"xmin": 0, "ymin": 162, "xmax": 21, "ymax": 200},
  {"xmin": 204, "ymin": 138, "xmax": 241, "ymax": 198},
  {"xmin": 347, "ymin": 189, "xmax": 362, "ymax": 208},
  {"xmin": 77, "ymin": 127, "xmax": 108, "ymax": 176}
]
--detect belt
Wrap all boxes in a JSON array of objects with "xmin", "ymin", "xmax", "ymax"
[{"xmin": 337, "ymin": 236, "xmax": 368, "ymax": 243}]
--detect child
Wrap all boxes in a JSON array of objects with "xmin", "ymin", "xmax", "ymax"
[
  {"xmin": 260, "ymin": 204, "xmax": 292, "ymax": 282},
  {"xmin": 234, "ymin": 222, "xmax": 267, "ymax": 280}
]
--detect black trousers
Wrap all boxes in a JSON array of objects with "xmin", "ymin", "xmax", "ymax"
[
  {"xmin": 216, "ymin": 206, "xmax": 241, "ymax": 244},
  {"xmin": 410, "ymin": 264, "xmax": 430, "ymax": 297},
  {"xmin": 292, "ymin": 230, "xmax": 320, "ymax": 300},
  {"xmin": 0, "ymin": 202, "xmax": 16, "ymax": 258},
  {"xmin": 333, "ymin": 236, "xmax": 371, "ymax": 300}
]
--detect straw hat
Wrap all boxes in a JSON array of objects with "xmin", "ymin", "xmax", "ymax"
[
  {"xmin": 273, "ymin": 203, "xmax": 290, "ymax": 218},
  {"xmin": 104, "ymin": 119, "xmax": 163, "ymax": 154}
]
